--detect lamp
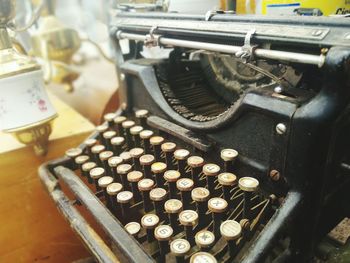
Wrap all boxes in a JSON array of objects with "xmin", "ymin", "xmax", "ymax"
[{"xmin": 0, "ymin": 0, "xmax": 57, "ymax": 156}]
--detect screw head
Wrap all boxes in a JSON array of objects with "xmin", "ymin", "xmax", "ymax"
[
  {"xmin": 276, "ymin": 123, "xmax": 287, "ymax": 135},
  {"xmin": 312, "ymin": 29, "xmax": 323, "ymax": 36},
  {"xmin": 269, "ymin": 169, "xmax": 280, "ymax": 181},
  {"xmin": 274, "ymin": 86, "xmax": 283, "ymax": 94}
]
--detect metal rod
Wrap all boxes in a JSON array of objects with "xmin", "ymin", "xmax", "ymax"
[{"xmin": 117, "ymin": 31, "xmax": 324, "ymax": 67}]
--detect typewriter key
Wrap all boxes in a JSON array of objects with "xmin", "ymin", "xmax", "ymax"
[
  {"xmin": 96, "ymin": 124, "xmax": 109, "ymax": 144},
  {"xmin": 99, "ymin": 151, "xmax": 114, "ymax": 177},
  {"xmin": 65, "ymin": 148, "xmax": 83, "ymax": 169},
  {"xmin": 208, "ymin": 197, "xmax": 228, "ymax": 237},
  {"xmin": 140, "ymin": 154, "xmax": 155, "ymax": 179},
  {"xmin": 174, "ymin": 149, "xmax": 190, "ymax": 176},
  {"xmin": 155, "ymin": 224, "xmax": 173, "ymax": 258},
  {"xmin": 179, "ymin": 210, "xmax": 198, "ymax": 245},
  {"xmin": 103, "ymin": 131, "xmax": 116, "ymax": 150},
  {"xmin": 107, "ymin": 182, "xmax": 123, "ymax": 215},
  {"xmin": 141, "ymin": 213, "xmax": 160, "ymax": 242},
  {"xmin": 187, "ymin": 156, "xmax": 204, "ymax": 185},
  {"xmin": 135, "ymin": 109, "xmax": 149, "ymax": 127},
  {"xmin": 108, "ymin": 156, "xmax": 123, "ymax": 182},
  {"xmin": 165, "ymin": 199, "xmax": 183, "ymax": 231},
  {"xmin": 84, "ymin": 138, "xmax": 97, "ymax": 157},
  {"xmin": 114, "ymin": 116, "xmax": 127, "ymax": 136},
  {"xmin": 120, "ymin": 151, "xmax": 132, "ymax": 164},
  {"xmin": 170, "ymin": 239, "xmax": 190, "ymax": 263},
  {"xmin": 82, "ymin": 161, "xmax": 97, "ymax": 184},
  {"xmin": 140, "ymin": 130, "xmax": 154, "ymax": 154},
  {"xmin": 129, "ymin": 147, "xmax": 144, "ymax": 171},
  {"xmin": 164, "ymin": 170, "xmax": 181, "ymax": 199},
  {"xmin": 75, "ymin": 155, "xmax": 89, "ymax": 175},
  {"xmin": 150, "ymin": 136, "xmax": 165, "ymax": 161},
  {"xmin": 138, "ymin": 178, "xmax": 155, "ymax": 212},
  {"xmin": 125, "ymin": 221, "xmax": 141, "ymax": 237},
  {"xmin": 90, "ymin": 167, "xmax": 105, "ymax": 191},
  {"xmin": 218, "ymin": 173, "xmax": 237, "ymax": 205},
  {"xmin": 190, "ymin": 252, "xmax": 217, "ymax": 263},
  {"xmin": 111, "ymin": 136, "xmax": 125, "ymax": 155},
  {"xmin": 117, "ymin": 191, "xmax": 134, "ymax": 223},
  {"xmin": 91, "ymin": 145, "xmax": 106, "ymax": 166},
  {"xmin": 151, "ymin": 162, "xmax": 167, "ymax": 187},
  {"xmin": 238, "ymin": 177, "xmax": 259, "ymax": 219},
  {"xmin": 191, "ymin": 187, "xmax": 210, "ymax": 226},
  {"xmin": 130, "ymin": 126, "xmax": 144, "ymax": 147},
  {"xmin": 177, "ymin": 178, "xmax": 194, "ymax": 209},
  {"xmin": 203, "ymin": 164, "xmax": 220, "ymax": 194},
  {"xmin": 98, "ymin": 176, "xmax": 114, "ymax": 206},
  {"xmin": 195, "ymin": 230, "xmax": 215, "ymax": 251},
  {"xmin": 221, "ymin": 149, "xmax": 238, "ymax": 173},
  {"xmin": 161, "ymin": 142, "xmax": 177, "ymax": 169},
  {"xmin": 150, "ymin": 188, "xmax": 167, "ymax": 221},
  {"xmin": 220, "ymin": 220, "xmax": 242, "ymax": 257},
  {"xmin": 104, "ymin": 112, "xmax": 117, "ymax": 127},
  {"xmin": 122, "ymin": 120, "xmax": 136, "ymax": 148},
  {"xmin": 127, "ymin": 171, "xmax": 143, "ymax": 202},
  {"xmin": 117, "ymin": 164, "xmax": 132, "ymax": 191}
]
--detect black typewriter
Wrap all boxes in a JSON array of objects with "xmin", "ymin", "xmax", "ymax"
[{"xmin": 40, "ymin": 11, "xmax": 350, "ymax": 263}]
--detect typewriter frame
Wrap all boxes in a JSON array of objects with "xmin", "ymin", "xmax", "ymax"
[{"xmin": 39, "ymin": 13, "xmax": 350, "ymax": 263}]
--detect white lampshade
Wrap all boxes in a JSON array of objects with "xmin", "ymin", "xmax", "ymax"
[{"xmin": 0, "ymin": 69, "xmax": 57, "ymax": 132}]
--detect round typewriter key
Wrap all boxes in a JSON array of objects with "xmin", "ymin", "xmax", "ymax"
[
  {"xmin": 151, "ymin": 162, "xmax": 167, "ymax": 187},
  {"xmin": 140, "ymin": 154, "xmax": 155, "ymax": 179},
  {"xmin": 108, "ymin": 156, "xmax": 123, "ymax": 182},
  {"xmin": 140, "ymin": 130, "xmax": 154, "ymax": 154},
  {"xmin": 220, "ymin": 220, "xmax": 242, "ymax": 257},
  {"xmin": 141, "ymin": 214, "xmax": 160, "ymax": 242},
  {"xmin": 127, "ymin": 171, "xmax": 143, "ymax": 202},
  {"xmin": 107, "ymin": 182, "xmax": 123, "ymax": 196},
  {"xmin": 208, "ymin": 197, "xmax": 228, "ymax": 237},
  {"xmin": 117, "ymin": 164, "xmax": 132, "ymax": 190},
  {"xmin": 98, "ymin": 176, "xmax": 114, "ymax": 207},
  {"xmin": 75, "ymin": 155, "xmax": 89, "ymax": 175},
  {"xmin": 65, "ymin": 148, "xmax": 82, "ymax": 169},
  {"xmin": 150, "ymin": 136, "xmax": 165, "ymax": 161},
  {"xmin": 155, "ymin": 224, "xmax": 173, "ymax": 259},
  {"xmin": 106, "ymin": 182, "xmax": 123, "ymax": 216},
  {"xmin": 218, "ymin": 172, "xmax": 237, "ymax": 204},
  {"xmin": 117, "ymin": 191, "xmax": 134, "ymax": 223},
  {"xmin": 239, "ymin": 177, "xmax": 259, "ymax": 219},
  {"xmin": 138, "ymin": 178, "xmax": 155, "ymax": 212},
  {"xmin": 91, "ymin": 145, "xmax": 105, "ymax": 166},
  {"xmin": 203, "ymin": 164, "xmax": 220, "ymax": 194},
  {"xmin": 130, "ymin": 125, "xmax": 144, "ymax": 147},
  {"xmin": 104, "ymin": 112, "xmax": 117, "ymax": 126},
  {"xmin": 122, "ymin": 120, "xmax": 135, "ymax": 148},
  {"xmin": 84, "ymin": 138, "xmax": 97, "ymax": 157},
  {"xmin": 179, "ymin": 210, "xmax": 198, "ymax": 245},
  {"xmin": 114, "ymin": 116, "xmax": 127, "ymax": 136},
  {"xmin": 120, "ymin": 151, "xmax": 132, "ymax": 164},
  {"xmin": 125, "ymin": 222, "xmax": 141, "ymax": 237},
  {"xmin": 90, "ymin": 167, "xmax": 105, "ymax": 191},
  {"xmin": 174, "ymin": 149, "xmax": 190, "ymax": 176},
  {"xmin": 170, "ymin": 239, "xmax": 190, "ymax": 263},
  {"xmin": 221, "ymin": 148, "xmax": 238, "ymax": 172},
  {"xmin": 177, "ymin": 178, "xmax": 194, "ymax": 209},
  {"xmin": 150, "ymin": 187, "xmax": 167, "ymax": 220},
  {"xmin": 165, "ymin": 199, "xmax": 183, "ymax": 231},
  {"xmin": 111, "ymin": 136, "xmax": 125, "ymax": 155},
  {"xmin": 135, "ymin": 109, "xmax": 149, "ymax": 127},
  {"xmin": 164, "ymin": 170, "xmax": 181, "ymax": 199},
  {"xmin": 161, "ymin": 142, "xmax": 177, "ymax": 169},
  {"xmin": 190, "ymin": 252, "xmax": 217, "ymax": 263},
  {"xmin": 191, "ymin": 187, "xmax": 210, "ymax": 225},
  {"xmin": 82, "ymin": 161, "xmax": 97, "ymax": 184},
  {"xmin": 195, "ymin": 230, "xmax": 215, "ymax": 251},
  {"xmin": 129, "ymin": 147, "xmax": 144, "ymax": 171},
  {"xmin": 103, "ymin": 131, "xmax": 117, "ymax": 150},
  {"xmin": 99, "ymin": 151, "xmax": 114, "ymax": 176},
  {"xmin": 187, "ymin": 156, "xmax": 204, "ymax": 185},
  {"xmin": 96, "ymin": 124, "xmax": 108, "ymax": 144}
]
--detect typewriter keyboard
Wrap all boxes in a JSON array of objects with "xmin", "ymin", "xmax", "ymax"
[{"xmin": 64, "ymin": 109, "xmax": 280, "ymax": 263}]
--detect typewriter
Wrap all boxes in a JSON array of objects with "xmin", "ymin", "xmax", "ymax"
[{"xmin": 40, "ymin": 11, "xmax": 350, "ymax": 263}]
